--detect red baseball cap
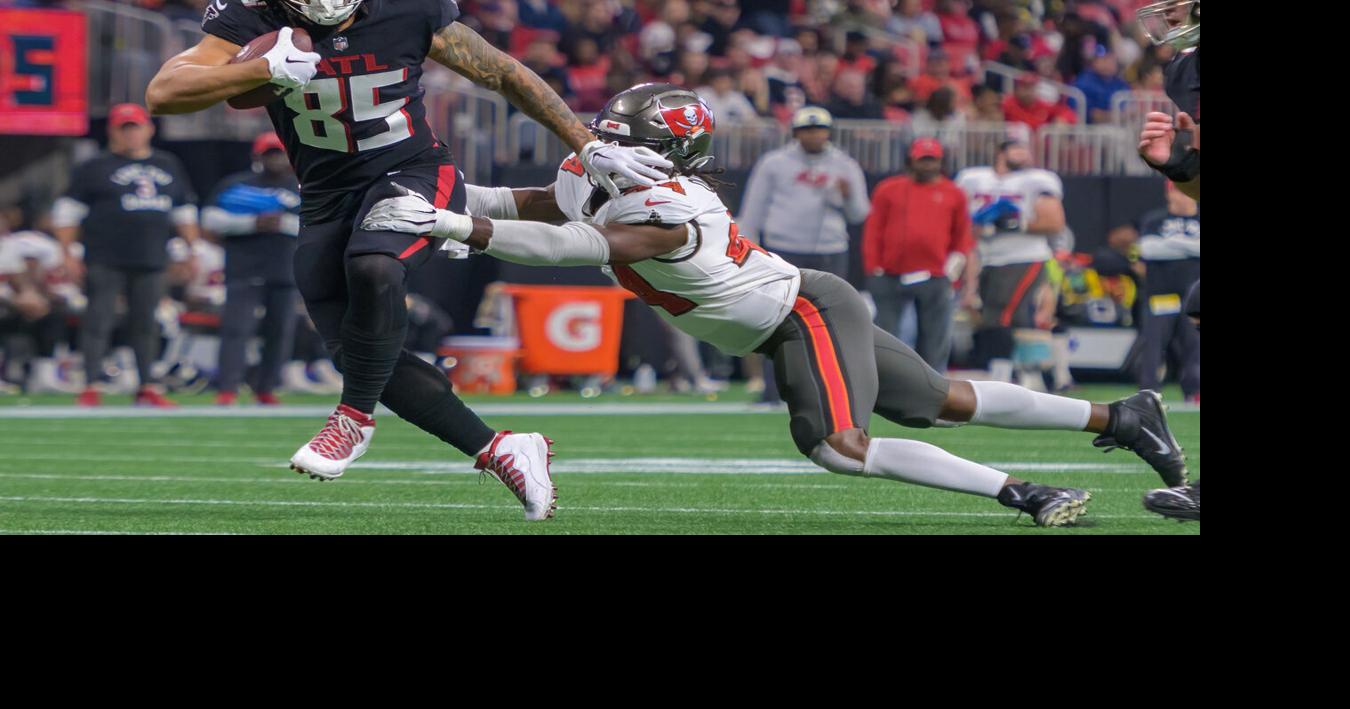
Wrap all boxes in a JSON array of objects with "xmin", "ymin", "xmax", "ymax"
[
  {"xmin": 910, "ymin": 137, "xmax": 944, "ymax": 160},
  {"xmin": 109, "ymin": 103, "xmax": 152, "ymax": 127},
  {"xmin": 252, "ymin": 132, "xmax": 286, "ymax": 157}
]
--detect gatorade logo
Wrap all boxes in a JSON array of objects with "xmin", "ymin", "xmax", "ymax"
[{"xmin": 546, "ymin": 302, "xmax": 602, "ymax": 352}]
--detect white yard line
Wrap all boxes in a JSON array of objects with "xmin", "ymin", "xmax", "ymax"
[
  {"xmin": 0, "ymin": 494, "xmax": 1164, "ymax": 520},
  {"xmin": 0, "ymin": 401, "xmax": 1200, "ymax": 419}
]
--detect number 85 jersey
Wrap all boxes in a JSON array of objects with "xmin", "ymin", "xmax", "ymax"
[
  {"xmin": 555, "ymin": 154, "xmax": 801, "ymax": 356},
  {"xmin": 202, "ymin": 0, "xmax": 461, "ymax": 224}
]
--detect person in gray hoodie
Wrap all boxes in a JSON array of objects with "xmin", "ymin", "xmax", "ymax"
[{"xmin": 736, "ymin": 107, "xmax": 870, "ymax": 279}]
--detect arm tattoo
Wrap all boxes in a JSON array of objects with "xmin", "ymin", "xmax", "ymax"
[{"xmin": 430, "ymin": 23, "xmax": 592, "ymax": 153}]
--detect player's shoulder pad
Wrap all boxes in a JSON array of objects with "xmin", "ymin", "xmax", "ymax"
[
  {"xmin": 1029, "ymin": 169, "xmax": 1063, "ymax": 197},
  {"xmin": 553, "ymin": 152, "xmax": 595, "ymax": 223},
  {"xmin": 600, "ymin": 178, "xmax": 715, "ymax": 227},
  {"xmin": 202, "ymin": 0, "xmax": 277, "ymax": 46},
  {"xmin": 954, "ymin": 166, "xmax": 992, "ymax": 185}
]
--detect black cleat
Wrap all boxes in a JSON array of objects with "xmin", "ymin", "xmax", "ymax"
[
  {"xmin": 1094, "ymin": 390, "xmax": 1188, "ymax": 487},
  {"xmin": 1143, "ymin": 480, "xmax": 1200, "ymax": 522},
  {"xmin": 997, "ymin": 483, "xmax": 1092, "ymax": 527}
]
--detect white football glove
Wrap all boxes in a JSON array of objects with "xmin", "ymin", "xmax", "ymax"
[
  {"xmin": 261, "ymin": 27, "xmax": 322, "ymax": 90},
  {"xmin": 578, "ymin": 140, "xmax": 675, "ymax": 197},
  {"xmin": 361, "ymin": 184, "xmax": 473, "ymax": 240}
]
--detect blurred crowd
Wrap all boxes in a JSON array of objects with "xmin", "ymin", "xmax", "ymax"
[{"xmin": 9, "ymin": 0, "xmax": 1176, "ymax": 130}]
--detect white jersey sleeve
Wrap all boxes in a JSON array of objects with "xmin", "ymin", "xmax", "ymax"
[
  {"xmin": 553, "ymin": 153, "xmax": 596, "ymax": 223},
  {"xmin": 1026, "ymin": 169, "xmax": 1063, "ymax": 200},
  {"xmin": 550, "ymin": 155, "xmax": 801, "ymax": 355}
]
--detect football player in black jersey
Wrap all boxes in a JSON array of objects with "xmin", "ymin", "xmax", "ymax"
[
  {"xmin": 145, "ymin": 0, "xmax": 674, "ymax": 521},
  {"xmin": 1137, "ymin": 0, "xmax": 1199, "ymax": 202},
  {"xmin": 1136, "ymin": 0, "xmax": 1200, "ymax": 522}
]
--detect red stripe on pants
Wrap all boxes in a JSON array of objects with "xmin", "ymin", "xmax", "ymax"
[
  {"xmin": 399, "ymin": 165, "xmax": 458, "ymax": 260},
  {"xmin": 434, "ymin": 164, "xmax": 456, "ymax": 209},
  {"xmin": 1000, "ymin": 261, "xmax": 1044, "ymax": 327},
  {"xmin": 792, "ymin": 297, "xmax": 855, "ymax": 432}
]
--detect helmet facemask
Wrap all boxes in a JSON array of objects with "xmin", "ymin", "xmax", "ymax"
[
  {"xmin": 1136, "ymin": 0, "xmax": 1200, "ymax": 49},
  {"xmin": 281, "ymin": 0, "xmax": 364, "ymax": 26}
]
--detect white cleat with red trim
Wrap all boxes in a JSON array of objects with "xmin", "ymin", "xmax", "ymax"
[
  {"xmin": 475, "ymin": 431, "xmax": 557, "ymax": 521},
  {"xmin": 289, "ymin": 404, "xmax": 376, "ymax": 481}
]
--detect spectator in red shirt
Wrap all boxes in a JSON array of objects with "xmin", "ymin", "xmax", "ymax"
[
  {"xmin": 565, "ymin": 37, "xmax": 611, "ymax": 112},
  {"xmin": 911, "ymin": 48, "xmax": 973, "ymax": 105},
  {"xmin": 1002, "ymin": 75, "xmax": 1076, "ymax": 131},
  {"xmin": 837, "ymin": 32, "xmax": 877, "ymax": 76},
  {"xmin": 936, "ymin": 0, "xmax": 981, "ymax": 75},
  {"xmin": 863, "ymin": 138, "xmax": 975, "ymax": 371}
]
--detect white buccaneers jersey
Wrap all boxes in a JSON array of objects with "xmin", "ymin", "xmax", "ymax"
[
  {"xmin": 555, "ymin": 154, "xmax": 800, "ymax": 355},
  {"xmin": 955, "ymin": 167, "xmax": 1062, "ymax": 267}
]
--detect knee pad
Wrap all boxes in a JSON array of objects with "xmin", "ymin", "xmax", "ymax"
[{"xmin": 808, "ymin": 441, "xmax": 865, "ymax": 476}]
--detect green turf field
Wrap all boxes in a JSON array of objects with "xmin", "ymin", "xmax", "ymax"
[{"xmin": 0, "ymin": 385, "xmax": 1198, "ymax": 535}]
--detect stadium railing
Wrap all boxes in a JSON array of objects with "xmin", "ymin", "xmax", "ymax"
[
  {"xmin": 423, "ymin": 82, "xmax": 509, "ymax": 186},
  {"xmin": 508, "ymin": 111, "xmax": 596, "ymax": 168},
  {"xmin": 1111, "ymin": 90, "xmax": 1176, "ymax": 129},
  {"xmin": 1035, "ymin": 123, "xmax": 1147, "ymax": 176},
  {"xmin": 913, "ymin": 120, "xmax": 1028, "ymax": 174},
  {"xmin": 982, "ymin": 61, "xmax": 1089, "ymax": 125},
  {"xmin": 78, "ymin": 0, "xmax": 179, "ymax": 118},
  {"xmin": 831, "ymin": 119, "xmax": 914, "ymax": 174}
]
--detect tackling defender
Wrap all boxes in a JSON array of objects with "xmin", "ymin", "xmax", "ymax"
[
  {"xmin": 145, "ymin": 0, "xmax": 674, "ymax": 520},
  {"xmin": 362, "ymin": 84, "xmax": 1191, "ymax": 526}
]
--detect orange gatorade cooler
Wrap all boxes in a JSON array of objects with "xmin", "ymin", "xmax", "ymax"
[
  {"xmin": 503, "ymin": 285, "xmax": 633, "ymax": 376},
  {"xmin": 439, "ymin": 336, "xmax": 520, "ymax": 395}
]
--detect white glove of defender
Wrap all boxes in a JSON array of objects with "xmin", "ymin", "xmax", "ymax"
[
  {"xmin": 578, "ymin": 141, "xmax": 674, "ymax": 198},
  {"xmin": 261, "ymin": 27, "xmax": 322, "ymax": 90},
  {"xmin": 361, "ymin": 184, "xmax": 473, "ymax": 240}
]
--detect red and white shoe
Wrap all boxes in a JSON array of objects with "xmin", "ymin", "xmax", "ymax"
[
  {"xmin": 76, "ymin": 387, "xmax": 101, "ymax": 407},
  {"xmin": 475, "ymin": 431, "xmax": 557, "ymax": 521},
  {"xmin": 215, "ymin": 391, "xmax": 238, "ymax": 406},
  {"xmin": 255, "ymin": 392, "xmax": 282, "ymax": 406},
  {"xmin": 289, "ymin": 404, "xmax": 375, "ymax": 481},
  {"xmin": 135, "ymin": 387, "xmax": 178, "ymax": 408}
]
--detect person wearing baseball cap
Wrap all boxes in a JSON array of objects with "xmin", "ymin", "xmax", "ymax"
[
  {"xmin": 202, "ymin": 132, "xmax": 302, "ymax": 406},
  {"xmin": 737, "ymin": 105, "xmax": 868, "ymax": 403},
  {"xmin": 863, "ymin": 137, "xmax": 974, "ymax": 372},
  {"xmin": 108, "ymin": 103, "xmax": 152, "ymax": 128},
  {"xmin": 50, "ymin": 103, "xmax": 199, "ymax": 407},
  {"xmin": 739, "ymin": 105, "xmax": 868, "ymax": 280},
  {"xmin": 1073, "ymin": 43, "xmax": 1130, "ymax": 124}
]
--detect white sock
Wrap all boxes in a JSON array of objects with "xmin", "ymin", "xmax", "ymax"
[
  {"xmin": 969, "ymin": 380, "xmax": 1091, "ymax": 431},
  {"xmin": 988, "ymin": 358, "xmax": 1014, "ymax": 383},
  {"xmin": 863, "ymin": 437, "xmax": 1008, "ymax": 497},
  {"xmin": 1052, "ymin": 334, "xmax": 1074, "ymax": 390}
]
